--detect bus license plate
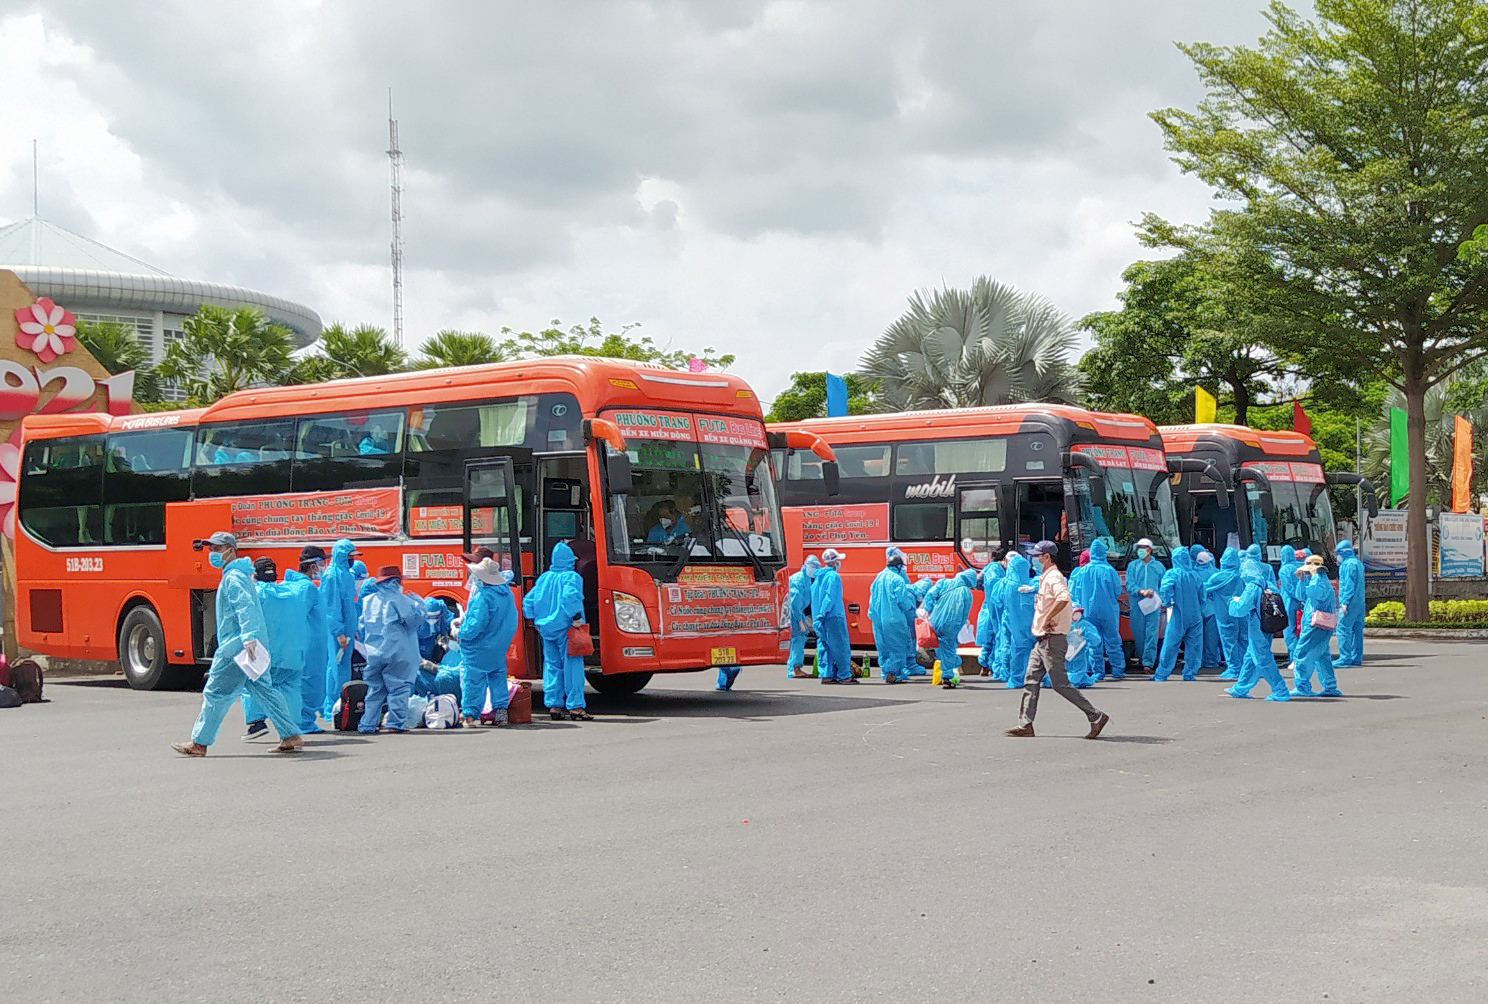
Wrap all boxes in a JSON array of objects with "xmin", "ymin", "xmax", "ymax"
[{"xmin": 710, "ymin": 646, "xmax": 737, "ymax": 665}]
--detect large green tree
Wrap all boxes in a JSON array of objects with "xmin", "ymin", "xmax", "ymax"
[
  {"xmin": 1146, "ymin": 0, "xmax": 1488, "ymax": 619},
  {"xmin": 73, "ymin": 319, "xmax": 163, "ymax": 403},
  {"xmin": 860, "ymin": 277, "xmax": 1083, "ymax": 411},
  {"xmin": 290, "ymin": 323, "xmax": 406, "ymax": 383},
  {"xmin": 765, "ymin": 371, "xmax": 879, "ymax": 422},
  {"xmin": 498, "ymin": 317, "xmax": 735, "ymax": 370},
  {"xmin": 155, "ymin": 305, "xmax": 297, "ymax": 405}
]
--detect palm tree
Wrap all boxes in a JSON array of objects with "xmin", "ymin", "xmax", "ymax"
[
  {"xmin": 290, "ymin": 323, "xmax": 407, "ymax": 383},
  {"xmin": 412, "ymin": 329, "xmax": 506, "ymax": 370},
  {"xmin": 73, "ymin": 319, "xmax": 163, "ymax": 403},
  {"xmin": 1363, "ymin": 379, "xmax": 1488, "ymax": 507},
  {"xmin": 156, "ymin": 305, "xmax": 297, "ymax": 405},
  {"xmin": 860, "ymin": 277, "xmax": 1083, "ymax": 410}
]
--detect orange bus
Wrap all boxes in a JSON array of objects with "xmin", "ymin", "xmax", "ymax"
[
  {"xmin": 15, "ymin": 357, "xmax": 830, "ymax": 693},
  {"xmin": 769, "ymin": 404, "xmax": 1186, "ymax": 651},
  {"xmin": 1159, "ymin": 424, "xmax": 1377, "ymax": 567}
]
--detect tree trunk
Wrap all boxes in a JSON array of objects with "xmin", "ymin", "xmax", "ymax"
[
  {"xmin": 1403, "ymin": 368, "xmax": 1431, "ymax": 622},
  {"xmin": 1230, "ymin": 378, "xmax": 1250, "ymax": 425}
]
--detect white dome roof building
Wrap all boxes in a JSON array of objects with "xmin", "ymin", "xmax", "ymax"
[{"xmin": 0, "ymin": 217, "xmax": 323, "ymax": 400}]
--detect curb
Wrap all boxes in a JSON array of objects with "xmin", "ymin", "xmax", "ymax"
[{"xmin": 1365, "ymin": 628, "xmax": 1488, "ymax": 640}]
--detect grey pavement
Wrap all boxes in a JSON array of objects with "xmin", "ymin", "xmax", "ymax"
[{"xmin": 4, "ymin": 640, "xmax": 1486, "ymax": 1004}]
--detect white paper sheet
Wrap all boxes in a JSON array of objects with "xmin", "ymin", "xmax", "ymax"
[{"xmin": 234, "ymin": 643, "xmax": 271, "ymax": 681}]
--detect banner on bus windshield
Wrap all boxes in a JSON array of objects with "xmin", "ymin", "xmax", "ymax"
[
  {"xmin": 1079, "ymin": 444, "xmax": 1166, "ymax": 472},
  {"xmin": 660, "ymin": 565, "xmax": 778, "ymax": 637},
  {"xmin": 607, "ymin": 409, "xmax": 766, "ymax": 449},
  {"xmin": 230, "ymin": 487, "xmax": 402, "ymax": 543},
  {"xmin": 796, "ymin": 503, "xmax": 890, "ymax": 546}
]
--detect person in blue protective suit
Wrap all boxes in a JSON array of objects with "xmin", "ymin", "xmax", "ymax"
[
  {"xmin": 1002, "ymin": 553, "xmax": 1039, "ymax": 688},
  {"xmin": 357, "ymin": 422, "xmax": 393, "ymax": 455},
  {"xmin": 1076, "ymin": 540, "xmax": 1126, "ymax": 681},
  {"xmin": 1153, "ymin": 547, "xmax": 1205, "ymax": 681},
  {"xmin": 976, "ymin": 550, "xmax": 1007, "ymax": 678},
  {"xmin": 172, "ymin": 532, "xmax": 302, "ymax": 756},
  {"xmin": 1278, "ymin": 547, "xmax": 1304, "ymax": 662},
  {"xmin": 414, "ymin": 655, "xmax": 463, "ymax": 699},
  {"xmin": 1065, "ymin": 606, "xmax": 1102, "ymax": 688},
  {"xmin": 523, "ymin": 540, "xmax": 591, "ymax": 720},
  {"xmin": 1293, "ymin": 556, "xmax": 1342, "ymax": 696},
  {"xmin": 1207, "ymin": 547, "xmax": 1246, "ymax": 680},
  {"xmin": 352, "ymin": 560, "xmax": 370, "ymax": 608},
  {"xmin": 869, "ymin": 546, "xmax": 919, "ymax": 684},
  {"xmin": 907, "ymin": 576, "xmax": 939, "ymax": 676},
  {"xmin": 784, "ymin": 555, "xmax": 821, "ymax": 679},
  {"xmin": 285, "ymin": 544, "xmax": 330, "ymax": 734},
  {"xmin": 1125, "ymin": 538, "xmax": 1165, "ymax": 672},
  {"xmin": 1333, "ymin": 540, "xmax": 1366, "ymax": 669},
  {"xmin": 357, "ymin": 566, "xmax": 425, "ymax": 732},
  {"xmin": 929, "ymin": 568, "xmax": 977, "ymax": 689},
  {"xmin": 240, "ymin": 557, "xmax": 317, "ymax": 741},
  {"xmin": 812, "ymin": 548, "xmax": 853, "ymax": 684},
  {"xmin": 457, "ymin": 555, "xmax": 519, "ymax": 726},
  {"xmin": 320, "ymin": 539, "xmax": 361, "ymax": 720},
  {"xmin": 1246, "ymin": 543, "xmax": 1279, "ymax": 590},
  {"xmin": 1223, "ymin": 556, "xmax": 1291, "ymax": 701},
  {"xmin": 1191, "ymin": 545, "xmax": 1222, "ymax": 671},
  {"xmin": 419, "ymin": 595, "xmax": 454, "ymax": 662}
]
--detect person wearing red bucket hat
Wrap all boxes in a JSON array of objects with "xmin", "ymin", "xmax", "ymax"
[{"xmin": 356, "ymin": 563, "xmax": 424, "ymax": 733}]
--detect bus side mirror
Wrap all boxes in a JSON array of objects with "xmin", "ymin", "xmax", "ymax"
[
  {"xmin": 823, "ymin": 461, "xmax": 840, "ymax": 497},
  {"xmin": 605, "ymin": 453, "xmax": 633, "ymax": 494},
  {"xmin": 1088, "ymin": 475, "xmax": 1108, "ymax": 511},
  {"xmin": 1259, "ymin": 491, "xmax": 1276, "ymax": 521}
]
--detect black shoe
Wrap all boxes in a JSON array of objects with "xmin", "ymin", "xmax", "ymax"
[
  {"xmin": 820, "ymin": 678, "xmax": 840, "ymax": 685},
  {"xmin": 839, "ymin": 677, "xmax": 860, "ymax": 685},
  {"xmin": 241, "ymin": 720, "xmax": 270, "ymax": 742}
]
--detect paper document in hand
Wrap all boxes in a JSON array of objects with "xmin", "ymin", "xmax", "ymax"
[
  {"xmin": 234, "ymin": 644, "xmax": 271, "ymax": 681},
  {"xmin": 1137, "ymin": 594, "xmax": 1161, "ymax": 616}
]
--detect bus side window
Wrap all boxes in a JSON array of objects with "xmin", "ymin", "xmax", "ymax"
[
  {"xmin": 103, "ymin": 427, "xmax": 194, "ymax": 546},
  {"xmin": 892, "ymin": 502, "xmax": 952, "ymax": 542},
  {"xmin": 291, "ymin": 409, "xmax": 406, "ymax": 493},
  {"xmin": 192, "ymin": 420, "xmax": 295, "ymax": 498},
  {"xmin": 18, "ymin": 434, "xmax": 105, "ymax": 547}
]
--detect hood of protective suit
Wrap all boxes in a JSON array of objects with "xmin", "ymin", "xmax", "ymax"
[
  {"xmin": 956, "ymin": 568, "xmax": 980, "ymax": 590},
  {"xmin": 352, "ymin": 560, "xmax": 368, "ymax": 579},
  {"xmin": 224, "ymin": 556, "xmax": 254, "ymax": 576},
  {"xmin": 1173, "ymin": 548, "xmax": 1195, "ymax": 572},
  {"xmin": 802, "ymin": 554, "xmax": 821, "ymax": 578},
  {"xmin": 985, "ymin": 562, "xmax": 1006, "ymax": 581},
  {"xmin": 1337, "ymin": 540, "xmax": 1356, "ymax": 559},
  {"xmin": 1090, "ymin": 539, "xmax": 1110, "ymax": 564},
  {"xmin": 1245, "ymin": 543, "xmax": 1263, "ymax": 563},
  {"xmin": 1007, "ymin": 553, "xmax": 1032, "ymax": 582},
  {"xmin": 1241, "ymin": 558, "xmax": 1267, "ymax": 586},
  {"xmin": 549, "ymin": 540, "xmax": 576, "ymax": 572},
  {"xmin": 1221, "ymin": 546, "xmax": 1242, "ymax": 570},
  {"xmin": 1189, "ymin": 544, "xmax": 1207, "ymax": 559},
  {"xmin": 331, "ymin": 538, "xmax": 357, "ymax": 566}
]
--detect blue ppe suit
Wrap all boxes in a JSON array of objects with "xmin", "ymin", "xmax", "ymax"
[
  {"xmin": 868, "ymin": 554, "xmax": 918, "ymax": 683},
  {"xmin": 1246, "ymin": 543, "xmax": 1279, "ymax": 590},
  {"xmin": 1125, "ymin": 552, "xmax": 1165, "ymax": 670},
  {"xmin": 1333, "ymin": 541, "xmax": 1365, "ymax": 668},
  {"xmin": 459, "ymin": 574, "xmax": 518, "ymax": 718},
  {"xmin": 1154, "ymin": 548, "xmax": 1205, "ymax": 681},
  {"xmin": 1191, "ymin": 545, "xmax": 1222, "ymax": 669},
  {"xmin": 715, "ymin": 665, "xmax": 742, "ymax": 690},
  {"xmin": 414, "ymin": 662, "xmax": 463, "ymax": 699},
  {"xmin": 1002, "ymin": 555, "xmax": 1038, "ymax": 688},
  {"xmin": 811, "ymin": 562, "xmax": 852, "ymax": 682},
  {"xmin": 419, "ymin": 596, "xmax": 454, "ymax": 661},
  {"xmin": 1066, "ymin": 615, "xmax": 1102, "ymax": 688},
  {"xmin": 320, "ymin": 539, "xmax": 359, "ymax": 718},
  {"xmin": 1076, "ymin": 540, "xmax": 1126, "ymax": 681},
  {"xmin": 190, "ymin": 558, "xmax": 299, "ymax": 746},
  {"xmin": 356, "ymin": 577, "xmax": 425, "ymax": 732},
  {"xmin": 906, "ymin": 577, "xmax": 937, "ymax": 676},
  {"xmin": 976, "ymin": 561, "xmax": 1007, "ymax": 677},
  {"xmin": 1207, "ymin": 547, "xmax": 1246, "ymax": 680},
  {"xmin": 1293, "ymin": 567, "xmax": 1341, "ymax": 696},
  {"xmin": 784, "ymin": 556, "xmax": 820, "ymax": 676},
  {"xmin": 280, "ymin": 568, "xmax": 328, "ymax": 733},
  {"xmin": 242, "ymin": 574, "xmax": 315, "ymax": 727},
  {"xmin": 1278, "ymin": 549, "xmax": 1303, "ymax": 660},
  {"xmin": 928, "ymin": 569, "xmax": 977, "ymax": 686},
  {"xmin": 352, "ymin": 561, "xmax": 370, "ymax": 613},
  {"xmin": 523, "ymin": 541, "xmax": 588, "ymax": 711},
  {"xmin": 1223, "ymin": 559, "xmax": 1291, "ymax": 701}
]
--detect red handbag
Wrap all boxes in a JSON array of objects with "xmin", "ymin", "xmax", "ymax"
[{"xmin": 567, "ymin": 623, "xmax": 595, "ymax": 656}]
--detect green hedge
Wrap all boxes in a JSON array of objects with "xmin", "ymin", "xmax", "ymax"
[{"xmin": 1366, "ymin": 600, "xmax": 1488, "ymax": 626}]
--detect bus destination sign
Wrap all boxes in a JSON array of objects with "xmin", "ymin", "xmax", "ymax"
[{"xmin": 661, "ymin": 565, "xmax": 779, "ymax": 637}]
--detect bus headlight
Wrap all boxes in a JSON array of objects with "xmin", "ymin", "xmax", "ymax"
[{"xmin": 612, "ymin": 592, "xmax": 652, "ymax": 634}]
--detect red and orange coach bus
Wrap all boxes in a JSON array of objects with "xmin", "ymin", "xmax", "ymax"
[
  {"xmin": 1159, "ymin": 424, "xmax": 1377, "ymax": 567},
  {"xmin": 15, "ymin": 357, "xmax": 830, "ymax": 693},
  {"xmin": 768, "ymin": 404, "xmax": 1187, "ymax": 652}
]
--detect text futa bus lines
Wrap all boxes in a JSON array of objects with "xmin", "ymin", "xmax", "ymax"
[
  {"xmin": 1159, "ymin": 424, "xmax": 1378, "ymax": 569},
  {"xmin": 769, "ymin": 404, "xmax": 1185, "ymax": 653},
  {"xmin": 15, "ymin": 357, "xmax": 830, "ymax": 693}
]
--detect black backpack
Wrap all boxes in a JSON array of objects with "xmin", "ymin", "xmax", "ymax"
[
  {"xmin": 1259, "ymin": 589, "xmax": 1288, "ymax": 635},
  {"xmin": 9, "ymin": 659, "xmax": 43, "ymax": 704},
  {"xmin": 335, "ymin": 680, "xmax": 368, "ymax": 731},
  {"xmin": 0, "ymin": 685, "xmax": 20, "ymax": 709}
]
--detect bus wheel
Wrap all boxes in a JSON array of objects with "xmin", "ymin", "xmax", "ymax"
[
  {"xmin": 117, "ymin": 605, "xmax": 175, "ymax": 691},
  {"xmin": 585, "ymin": 671, "xmax": 652, "ymax": 697}
]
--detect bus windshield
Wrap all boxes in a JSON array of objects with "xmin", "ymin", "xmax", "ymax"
[
  {"xmin": 1252, "ymin": 479, "xmax": 1336, "ymax": 558},
  {"xmin": 608, "ymin": 437, "xmax": 785, "ymax": 565},
  {"xmin": 1075, "ymin": 464, "xmax": 1182, "ymax": 561}
]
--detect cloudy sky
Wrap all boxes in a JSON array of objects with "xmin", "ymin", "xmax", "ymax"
[{"xmin": 0, "ymin": 1, "xmax": 1280, "ymax": 405}]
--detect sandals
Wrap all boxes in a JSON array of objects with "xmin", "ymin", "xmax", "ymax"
[
  {"xmin": 549, "ymin": 709, "xmax": 568, "ymax": 721},
  {"xmin": 270, "ymin": 737, "xmax": 303, "ymax": 754},
  {"xmin": 462, "ymin": 716, "xmax": 480, "ymax": 728},
  {"xmin": 567, "ymin": 709, "xmax": 594, "ymax": 721},
  {"xmin": 171, "ymin": 741, "xmax": 207, "ymax": 757}
]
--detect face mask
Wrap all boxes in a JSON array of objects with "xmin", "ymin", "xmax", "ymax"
[
  {"xmin": 427, "ymin": 613, "xmax": 442, "ymax": 625},
  {"xmin": 208, "ymin": 551, "xmax": 226, "ymax": 569},
  {"xmin": 1138, "ymin": 548, "xmax": 1150, "ymax": 559},
  {"xmin": 660, "ymin": 518, "xmax": 673, "ymax": 529}
]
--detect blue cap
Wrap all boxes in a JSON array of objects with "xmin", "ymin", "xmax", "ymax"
[{"xmin": 1031, "ymin": 540, "xmax": 1058, "ymax": 557}]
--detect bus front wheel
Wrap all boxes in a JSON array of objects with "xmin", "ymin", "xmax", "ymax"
[
  {"xmin": 585, "ymin": 671, "xmax": 652, "ymax": 697},
  {"xmin": 117, "ymin": 605, "xmax": 186, "ymax": 691}
]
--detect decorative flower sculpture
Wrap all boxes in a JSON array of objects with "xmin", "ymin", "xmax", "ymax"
[
  {"xmin": 15, "ymin": 297, "xmax": 78, "ymax": 363},
  {"xmin": 0, "ymin": 428, "xmax": 23, "ymax": 539}
]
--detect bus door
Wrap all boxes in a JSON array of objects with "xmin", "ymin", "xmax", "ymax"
[
  {"xmin": 954, "ymin": 484, "xmax": 1003, "ymax": 568},
  {"xmin": 1015, "ymin": 479, "xmax": 1069, "ymax": 568},
  {"xmin": 535, "ymin": 453, "xmax": 598, "ymax": 638},
  {"xmin": 462, "ymin": 458, "xmax": 535, "ymax": 675}
]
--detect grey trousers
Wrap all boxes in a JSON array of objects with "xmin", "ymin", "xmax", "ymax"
[{"xmin": 1019, "ymin": 635, "xmax": 1103, "ymax": 727}]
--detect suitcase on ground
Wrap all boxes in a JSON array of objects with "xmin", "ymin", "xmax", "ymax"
[
  {"xmin": 507, "ymin": 679, "xmax": 532, "ymax": 725},
  {"xmin": 335, "ymin": 680, "xmax": 368, "ymax": 731}
]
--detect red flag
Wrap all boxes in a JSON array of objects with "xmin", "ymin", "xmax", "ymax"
[{"xmin": 1292, "ymin": 400, "xmax": 1313, "ymax": 437}]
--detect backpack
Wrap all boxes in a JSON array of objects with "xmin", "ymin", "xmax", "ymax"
[
  {"xmin": 0, "ymin": 685, "xmax": 20, "ymax": 709},
  {"xmin": 9, "ymin": 659, "xmax": 43, "ymax": 704},
  {"xmin": 405, "ymin": 695, "xmax": 430, "ymax": 729},
  {"xmin": 1259, "ymin": 589, "xmax": 1288, "ymax": 635},
  {"xmin": 424, "ymin": 693, "xmax": 459, "ymax": 730},
  {"xmin": 335, "ymin": 680, "xmax": 369, "ymax": 731}
]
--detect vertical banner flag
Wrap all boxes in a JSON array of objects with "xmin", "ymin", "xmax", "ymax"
[
  {"xmin": 1452, "ymin": 415, "xmax": 1473, "ymax": 513},
  {"xmin": 1292, "ymin": 399, "xmax": 1313, "ymax": 437},
  {"xmin": 1389, "ymin": 406, "xmax": 1409, "ymax": 506},
  {"xmin": 824, "ymin": 372, "xmax": 848, "ymax": 417},
  {"xmin": 1195, "ymin": 386, "xmax": 1217, "ymax": 424}
]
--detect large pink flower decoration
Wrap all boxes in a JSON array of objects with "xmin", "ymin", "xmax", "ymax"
[
  {"xmin": 14, "ymin": 297, "xmax": 77, "ymax": 363},
  {"xmin": 0, "ymin": 428, "xmax": 23, "ymax": 540}
]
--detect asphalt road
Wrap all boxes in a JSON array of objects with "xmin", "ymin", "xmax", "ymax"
[{"xmin": 4, "ymin": 641, "xmax": 1486, "ymax": 1004}]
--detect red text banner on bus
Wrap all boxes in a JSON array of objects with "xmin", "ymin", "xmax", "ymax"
[
  {"xmin": 795, "ymin": 503, "xmax": 890, "ymax": 547},
  {"xmin": 609, "ymin": 409, "xmax": 768, "ymax": 448},
  {"xmin": 661, "ymin": 566, "xmax": 777, "ymax": 637},
  {"xmin": 230, "ymin": 488, "xmax": 402, "ymax": 543},
  {"xmin": 1251, "ymin": 460, "xmax": 1325, "ymax": 484},
  {"xmin": 1081, "ymin": 444, "xmax": 1168, "ymax": 472}
]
